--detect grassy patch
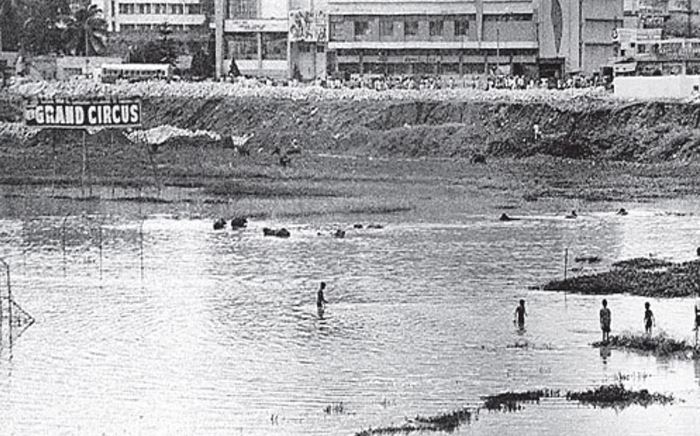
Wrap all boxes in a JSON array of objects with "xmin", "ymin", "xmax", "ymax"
[
  {"xmin": 592, "ymin": 332, "xmax": 696, "ymax": 358},
  {"xmin": 355, "ymin": 407, "xmax": 475, "ymax": 435},
  {"xmin": 543, "ymin": 257, "xmax": 700, "ymax": 297},
  {"xmin": 204, "ymin": 179, "xmax": 339, "ymax": 198},
  {"xmin": 566, "ymin": 383, "xmax": 675, "ymax": 408},
  {"xmin": 482, "ymin": 390, "xmax": 558, "ymax": 411}
]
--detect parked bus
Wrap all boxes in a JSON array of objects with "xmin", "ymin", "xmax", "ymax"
[{"xmin": 100, "ymin": 63, "xmax": 171, "ymax": 83}]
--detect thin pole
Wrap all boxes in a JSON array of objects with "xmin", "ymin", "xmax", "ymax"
[
  {"xmin": 139, "ymin": 218, "xmax": 144, "ymax": 280},
  {"xmin": 81, "ymin": 130, "xmax": 87, "ymax": 199},
  {"xmin": 0, "ymin": 259, "xmax": 12, "ymax": 347},
  {"xmin": 564, "ymin": 248, "xmax": 568, "ymax": 281},
  {"xmin": 98, "ymin": 222, "xmax": 103, "ymax": 279}
]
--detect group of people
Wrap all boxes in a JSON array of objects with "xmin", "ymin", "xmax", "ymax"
[
  {"xmin": 515, "ymin": 298, "xmax": 700, "ymax": 347},
  {"xmin": 317, "ymin": 282, "xmax": 700, "ymax": 348},
  {"xmin": 227, "ymin": 72, "xmax": 608, "ymax": 94}
]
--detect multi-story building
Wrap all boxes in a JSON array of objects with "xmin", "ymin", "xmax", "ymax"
[
  {"xmin": 101, "ymin": 0, "xmax": 208, "ymax": 32},
  {"xmin": 213, "ymin": 0, "xmax": 292, "ymax": 78},
  {"xmin": 211, "ymin": 0, "xmax": 623, "ymax": 79},
  {"xmin": 325, "ymin": 0, "xmax": 622, "ymax": 77}
]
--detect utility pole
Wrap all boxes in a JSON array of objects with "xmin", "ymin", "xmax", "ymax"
[{"xmin": 215, "ymin": 0, "xmax": 224, "ymax": 79}]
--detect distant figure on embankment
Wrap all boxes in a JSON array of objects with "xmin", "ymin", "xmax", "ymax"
[
  {"xmin": 644, "ymin": 302, "xmax": 655, "ymax": 336},
  {"xmin": 514, "ymin": 299, "xmax": 527, "ymax": 329},
  {"xmin": 600, "ymin": 299, "xmax": 611, "ymax": 344}
]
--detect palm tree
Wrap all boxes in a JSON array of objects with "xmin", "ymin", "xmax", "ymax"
[
  {"xmin": 0, "ymin": 0, "xmax": 23, "ymax": 51},
  {"xmin": 62, "ymin": 4, "xmax": 107, "ymax": 56}
]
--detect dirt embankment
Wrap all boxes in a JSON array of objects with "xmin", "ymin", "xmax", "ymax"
[{"xmin": 3, "ymin": 96, "xmax": 700, "ymax": 162}]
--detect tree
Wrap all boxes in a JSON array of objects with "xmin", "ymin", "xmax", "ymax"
[
  {"xmin": 21, "ymin": 0, "xmax": 70, "ymax": 55},
  {"xmin": 127, "ymin": 23, "xmax": 178, "ymax": 65},
  {"xmin": 62, "ymin": 4, "xmax": 107, "ymax": 56},
  {"xmin": 0, "ymin": 0, "xmax": 24, "ymax": 51}
]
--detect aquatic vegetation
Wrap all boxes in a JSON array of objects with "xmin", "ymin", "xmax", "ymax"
[
  {"xmin": 575, "ymin": 255, "xmax": 601, "ymax": 263},
  {"xmin": 611, "ymin": 257, "xmax": 672, "ymax": 269},
  {"xmin": 592, "ymin": 332, "xmax": 696, "ymax": 358},
  {"xmin": 482, "ymin": 389, "xmax": 558, "ymax": 411},
  {"xmin": 354, "ymin": 407, "xmax": 475, "ymax": 435},
  {"xmin": 566, "ymin": 383, "xmax": 675, "ymax": 408},
  {"xmin": 324, "ymin": 402, "xmax": 346, "ymax": 415},
  {"xmin": 543, "ymin": 257, "xmax": 700, "ymax": 297},
  {"xmin": 413, "ymin": 407, "xmax": 474, "ymax": 432},
  {"xmin": 355, "ymin": 424, "xmax": 422, "ymax": 436}
]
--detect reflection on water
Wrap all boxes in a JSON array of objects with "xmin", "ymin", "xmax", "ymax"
[{"xmin": 0, "ymin": 192, "xmax": 700, "ymax": 435}]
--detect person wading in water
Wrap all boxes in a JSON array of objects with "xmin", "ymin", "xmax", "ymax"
[
  {"xmin": 514, "ymin": 299, "xmax": 527, "ymax": 330},
  {"xmin": 600, "ymin": 299, "xmax": 612, "ymax": 344}
]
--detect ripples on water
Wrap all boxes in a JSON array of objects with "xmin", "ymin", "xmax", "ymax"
[{"xmin": 0, "ymin": 195, "xmax": 700, "ymax": 435}]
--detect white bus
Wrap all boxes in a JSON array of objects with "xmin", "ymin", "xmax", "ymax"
[{"xmin": 100, "ymin": 63, "xmax": 172, "ymax": 83}]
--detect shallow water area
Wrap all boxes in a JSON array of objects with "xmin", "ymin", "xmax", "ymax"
[{"xmin": 1, "ymin": 187, "xmax": 700, "ymax": 436}]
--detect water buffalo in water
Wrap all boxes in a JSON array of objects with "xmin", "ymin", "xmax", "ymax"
[
  {"xmin": 471, "ymin": 153, "xmax": 487, "ymax": 164},
  {"xmin": 263, "ymin": 227, "xmax": 290, "ymax": 238},
  {"xmin": 213, "ymin": 218, "xmax": 227, "ymax": 230},
  {"xmin": 499, "ymin": 213, "xmax": 519, "ymax": 222},
  {"xmin": 333, "ymin": 229, "xmax": 346, "ymax": 238},
  {"xmin": 353, "ymin": 224, "xmax": 364, "ymax": 229},
  {"xmin": 616, "ymin": 208, "xmax": 628, "ymax": 216},
  {"xmin": 367, "ymin": 224, "xmax": 384, "ymax": 229},
  {"xmin": 231, "ymin": 217, "xmax": 247, "ymax": 229},
  {"xmin": 565, "ymin": 210, "xmax": 578, "ymax": 219}
]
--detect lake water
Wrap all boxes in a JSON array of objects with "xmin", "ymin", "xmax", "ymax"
[{"xmin": 1, "ymin": 183, "xmax": 700, "ymax": 436}]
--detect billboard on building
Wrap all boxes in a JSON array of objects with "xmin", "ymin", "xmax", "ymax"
[
  {"xmin": 288, "ymin": 10, "xmax": 326, "ymax": 42},
  {"xmin": 24, "ymin": 98, "xmax": 142, "ymax": 129}
]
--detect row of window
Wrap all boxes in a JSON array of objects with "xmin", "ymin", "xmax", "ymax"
[
  {"xmin": 228, "ymin": 32, "xmax": 287, "ymax": 60},
  {"xmin": 120, "ymin": 23, "xmax": 202, "ymax": 31},
  {"xmin": 353, "ymin": 19, "xmax": 471, "ymax": 38},
  {"xmin": 227, "ymin": 0, "xmax": 257, "ymax": 19},
  {"xmin": 118, "ymin": 3, "xmax": 202, "ymax": 15}
]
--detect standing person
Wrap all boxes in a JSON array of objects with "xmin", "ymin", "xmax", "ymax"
[
  {"xmin": 600, "ymin": 299, "xmax": 611, "ymax": 344},
  {"xmin": 317, "ymin": 282, "xmax": 328, "ymax": 309},
  {"xmin": 644, "ymin": 302, "xmax": 655, "ymax": 336},
  {"xmin": 514, "ymin": 299, "xmax": 527, "ymax": 329},
  {"xmin": 694, "ymin": 296, "xmax": 700, "ymax": 347}
]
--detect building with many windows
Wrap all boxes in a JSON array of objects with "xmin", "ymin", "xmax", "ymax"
[
  {"xmin": 210, "ymin": 0, "xmax": 623, "ymax": 79},
  {"xmin": 325, "ymin": 0, "xmax": 622, "ymax": 78},
  {"xmin": 102, "ymin": 0, "xmax": 209, "ymax": 32}
]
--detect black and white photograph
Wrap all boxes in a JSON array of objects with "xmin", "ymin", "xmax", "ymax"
[{"xmin": 2, "ymin": 0, "xmax": 700, "ymax": 434}]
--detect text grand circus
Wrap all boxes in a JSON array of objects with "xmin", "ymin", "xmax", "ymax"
[{"xmin": 25, "ymin": 100, "xmax": 142, "ymax": 128}]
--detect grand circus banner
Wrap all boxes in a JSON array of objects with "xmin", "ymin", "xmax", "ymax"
[{"xmin": 24, "ymin": 99, "xmax": 142, "ymax": 128}]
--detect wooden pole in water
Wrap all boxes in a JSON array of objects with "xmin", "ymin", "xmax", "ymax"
[{"xmin": 564, "ymin": 248, "xmax": 568, "ymax": 281}]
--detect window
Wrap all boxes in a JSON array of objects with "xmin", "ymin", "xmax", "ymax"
[
  {"xmin": 188, "ymin": 4, "xmax": 201, "ymax": 14},
  {"xmin": 228, "ymin": 0, "xmax": 257, "ymax": 19},
  {"xmin": 379, "ymin": 20, "xmax": 393, "ymax": 37},
  {"xmin": 429, "ymin": 20, "xmax": 443, "ymax": 37},
  {"xmin": 455, "ymin": 20, "xmax": 469, "ymax": 36},
  {"xmin": 262, "ymin": 32, "xmax": 287, "ymax": 60},
  {"xmin": 404, "ymin": 20, "xmax": 419, "ymax": 36},
  {"xmin": 230, "ymin": 33, "xmax": 258, "ymax": 60},
  {"xmin": 316, "ymin": 44, "xmax": 325, "ymax": 53},
  {"xmin": 354, "ymin": 21, "xmax": 369, "ymax": 37}
]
